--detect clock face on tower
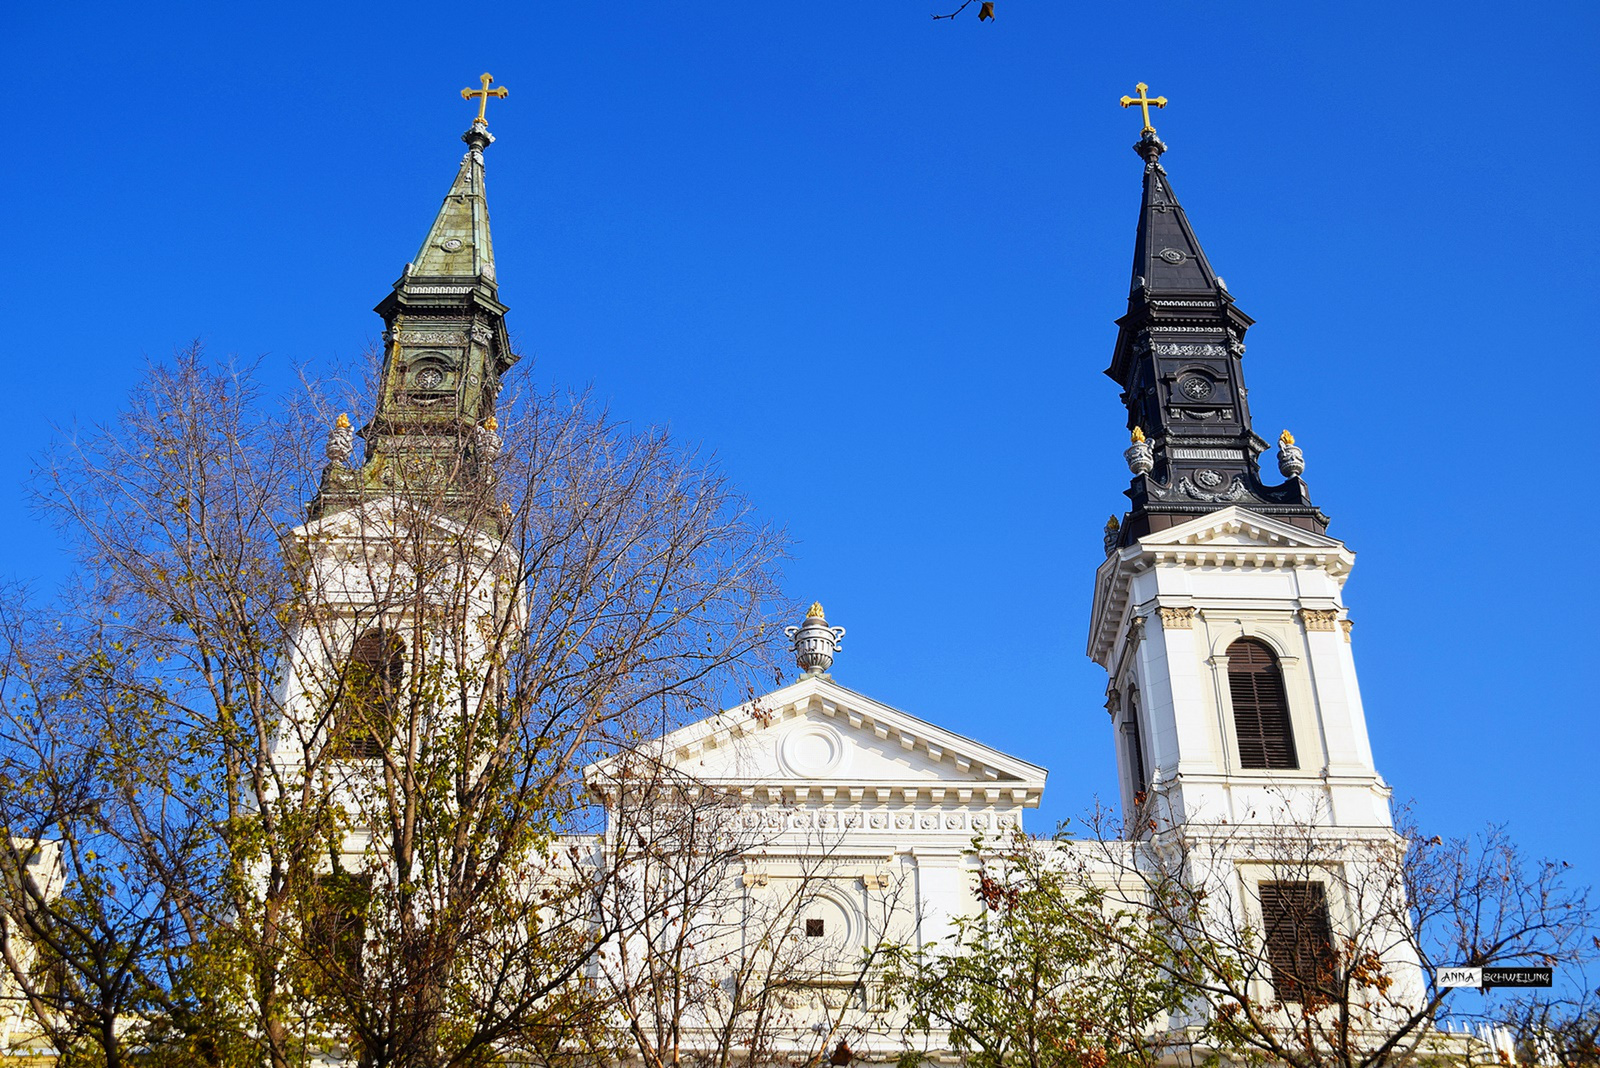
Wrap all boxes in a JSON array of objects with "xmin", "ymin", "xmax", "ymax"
[
  {"xmin": 1179, "ymin": 376, "xmax": 1213, "ymax": 400},
  {"xmin": 415, "ymin": 367, "xmax": 445, "ymax": 390}
]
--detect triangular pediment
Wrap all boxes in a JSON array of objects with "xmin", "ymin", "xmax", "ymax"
[
  {"xmin": 291, "ymin": 497, "xmax": 501, "ymax": 557},
  {"xmin": 1143, "ymin": 506, "xmax": 1346, "ymax": 552},
  {"xmin": 1088, "ymin": 506, "xmax": 1355, "ymax": 666},
  {"xmin": 587, "ymin": 675, "xmax": 1046, "ymax": 807}
]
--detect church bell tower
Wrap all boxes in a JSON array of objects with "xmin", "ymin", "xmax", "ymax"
[
  {"xmin": 1088, "ymin": 89, "xmax": 1392, "ymax": 837},
  {"xmin": 273, "ymin": 75, "xmax": 523, "ymax": 797}
]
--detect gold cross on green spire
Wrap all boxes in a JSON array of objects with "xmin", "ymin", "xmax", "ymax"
[
  {"xmin": 462, "ymin": 72, "xmax": 509, "ymax": 125},
  {"xmin": 1120, "ymin": 82, "xmax": 1167, "ymax": 134}
]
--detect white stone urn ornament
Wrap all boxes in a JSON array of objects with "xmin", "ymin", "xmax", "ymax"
[
  {"xmin": 1124, "ymin": 426, "xmax": 1154, "ymax": 475},
  {"xmin": 1277, "ymin": 428, "xmax": 1305, "ymax": 478},
  {"xmin": 786, "ymin": 603, "xmax": 846, "ymax": 676},
  {"xmin": 474, "ymin": 415, "xmax": 503, "ymax": 463},
  {"xmin": 326, "ymin": 412, "xmax": 354, "ymax": 465}
]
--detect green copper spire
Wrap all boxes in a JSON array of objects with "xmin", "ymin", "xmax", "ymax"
[
  {"xmin": 312, "ymin": 95, "xmax": 518, "ymax": 520},
  {"xmin": 409, "ymin": 123, "xmax": 497, "ymax": 284}
]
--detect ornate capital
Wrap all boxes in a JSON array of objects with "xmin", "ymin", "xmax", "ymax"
[
  {"xmin": 741, "ymin": 872, "xmax": 769, "ymax": 889},
  {"xmin": 1158, "ymin": 606, "xmax": 1196, "ymax": 630},
  {"xmin": 861, "ymin": 872, "xmax": 892, "ymax": 891},
  {"xmin": 1340, "ymin": 618, "xmax": 1355, "ymax": 643},
  {"xmin": 1300, "ymin": 609, "xmax": 1339, "ymax": 632}
]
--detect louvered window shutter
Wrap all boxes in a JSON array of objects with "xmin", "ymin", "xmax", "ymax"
[
  {"xmin": 1227, "ymin": 639, "xmax": 1297, "ymax": 770},
  {"xmin": 305, "ymin": 871, "xmax": 372, "ymax": 987},
  {"xmin": 335, "ymin": 629, "xmax": 404, "ymax": 758},
  {"xmin": 1260, "ymin": 880, "xmax": 1336, "ymax": 1002}
]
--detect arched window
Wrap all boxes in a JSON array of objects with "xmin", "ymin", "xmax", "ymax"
[
  {"xmin": 1227, "ymin": 638, "xmax": 1297, "ymax": 770},
  {"xmin": 333, "ymin": 629, "xmax": 404, "ymax": 759}
]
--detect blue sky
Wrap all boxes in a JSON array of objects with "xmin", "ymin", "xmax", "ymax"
[{"xmin": 4, "ymin": 1, "xmax": 1598, "ymax": 922}]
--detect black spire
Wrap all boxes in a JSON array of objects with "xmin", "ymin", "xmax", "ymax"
[{"xmin": 1105, "ymin": 126, "xmax": 1327, "ymax": 546}]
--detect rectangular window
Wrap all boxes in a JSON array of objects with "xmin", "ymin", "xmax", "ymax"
[
  {"xmin": 332, "ymin": 630, "xmax": 403, "ymax": 759},
  {"xmin": 305, "ymin": 871, "xmax": 372, "ymax": 986},
  {"xmin": 805, "ymin": 918, "xmax": 825, "ymax": 938},
  {"xmin": 1259, "ymin": 880, "xmax": 1336, "ymax": 1002}
]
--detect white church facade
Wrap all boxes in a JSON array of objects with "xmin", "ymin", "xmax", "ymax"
[
  {"xmin": 0, "ymin": 82, "xmax": 1460, "ymax": 1067},
  {"xmin": 551, "ymin": 102, "xmax": 1443, "ymax": 1062},
  {"xmin": 272, "ymin": 87, "xmax": 1438, "ymax": 1061}
]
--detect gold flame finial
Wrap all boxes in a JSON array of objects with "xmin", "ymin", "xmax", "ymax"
[
  {"xmin": 1131, "ymin": 426, "xmax": 1146, "ymax": 444},
  {"xmin": 335, "ymin": 412, "xmax": 350, "ymax": 429},
  {"xmin": 1279, "ymin": 429, "xmax": 1295, "ymax": 447},
  {"xmin": 1119, "ymin": 82, "xmax": 1168, "ymax": 134},
  {"xmin": 483, "ymin": 415, "xmax": 498, "ymax": 432},
  {"xmin": 461, "ymin": 72, "xmax": 509, "ymax": 125},
  {"xmin": 806, "ymin": 601, "xmax": 826, "ymax": 620},
  {"xmin": 1105, "ymin": 514, "xmax": 1120, "ymax": 532}
]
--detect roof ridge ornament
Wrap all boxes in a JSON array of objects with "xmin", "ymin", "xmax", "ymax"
[
  {"xmin": 786, "ymin": 603, "xmax": 846, "ymax": 677},
  {"xmin": 460, "ymin": 72, "xmax": 508, "ymax": 151},
  {"xmin": 1120, "ymin": 81, "xmax": 1168, "ymax": 166}
]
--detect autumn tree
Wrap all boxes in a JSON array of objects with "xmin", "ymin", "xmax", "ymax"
[
  {"xmin": 1066, "ymin": 800, "xmax": 1597, "ymax": 1068},
  {"xmin": 1495, "ymin": 983, "xmax": 1600, "ymax": 1067},
  {"xmin": 0, "ymin": 344, "xmax": 788, "ymax": 1068},
  {"xmin": 878, "ymin": 825, "xmax": 1192, "ymax": 1068},
  {"xmin": 583, "ymin": 741, "xmax": 916, "ymax": 1068}
]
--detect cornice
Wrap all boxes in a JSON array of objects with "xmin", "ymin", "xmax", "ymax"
[
  {"xmin": 1088, "ymin": 506, "xmax": 1355, "ymax": 666},
  {"xmin": 590, "ymin": 779, "xmax": 1040, "ymax": 810}
]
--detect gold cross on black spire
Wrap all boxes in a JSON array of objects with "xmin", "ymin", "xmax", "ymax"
[
  {"xmin": 1120, "ymin": 82, "xmax": 1167, "ymax": 134},
  {"xmin": 462, "ymin": 72, "xmax": 509, "ymax": 125}
]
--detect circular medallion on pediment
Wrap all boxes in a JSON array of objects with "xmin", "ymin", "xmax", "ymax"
[{"xmin": 778, "ymin": 723, "xmax": 848, "ymax": 778}]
